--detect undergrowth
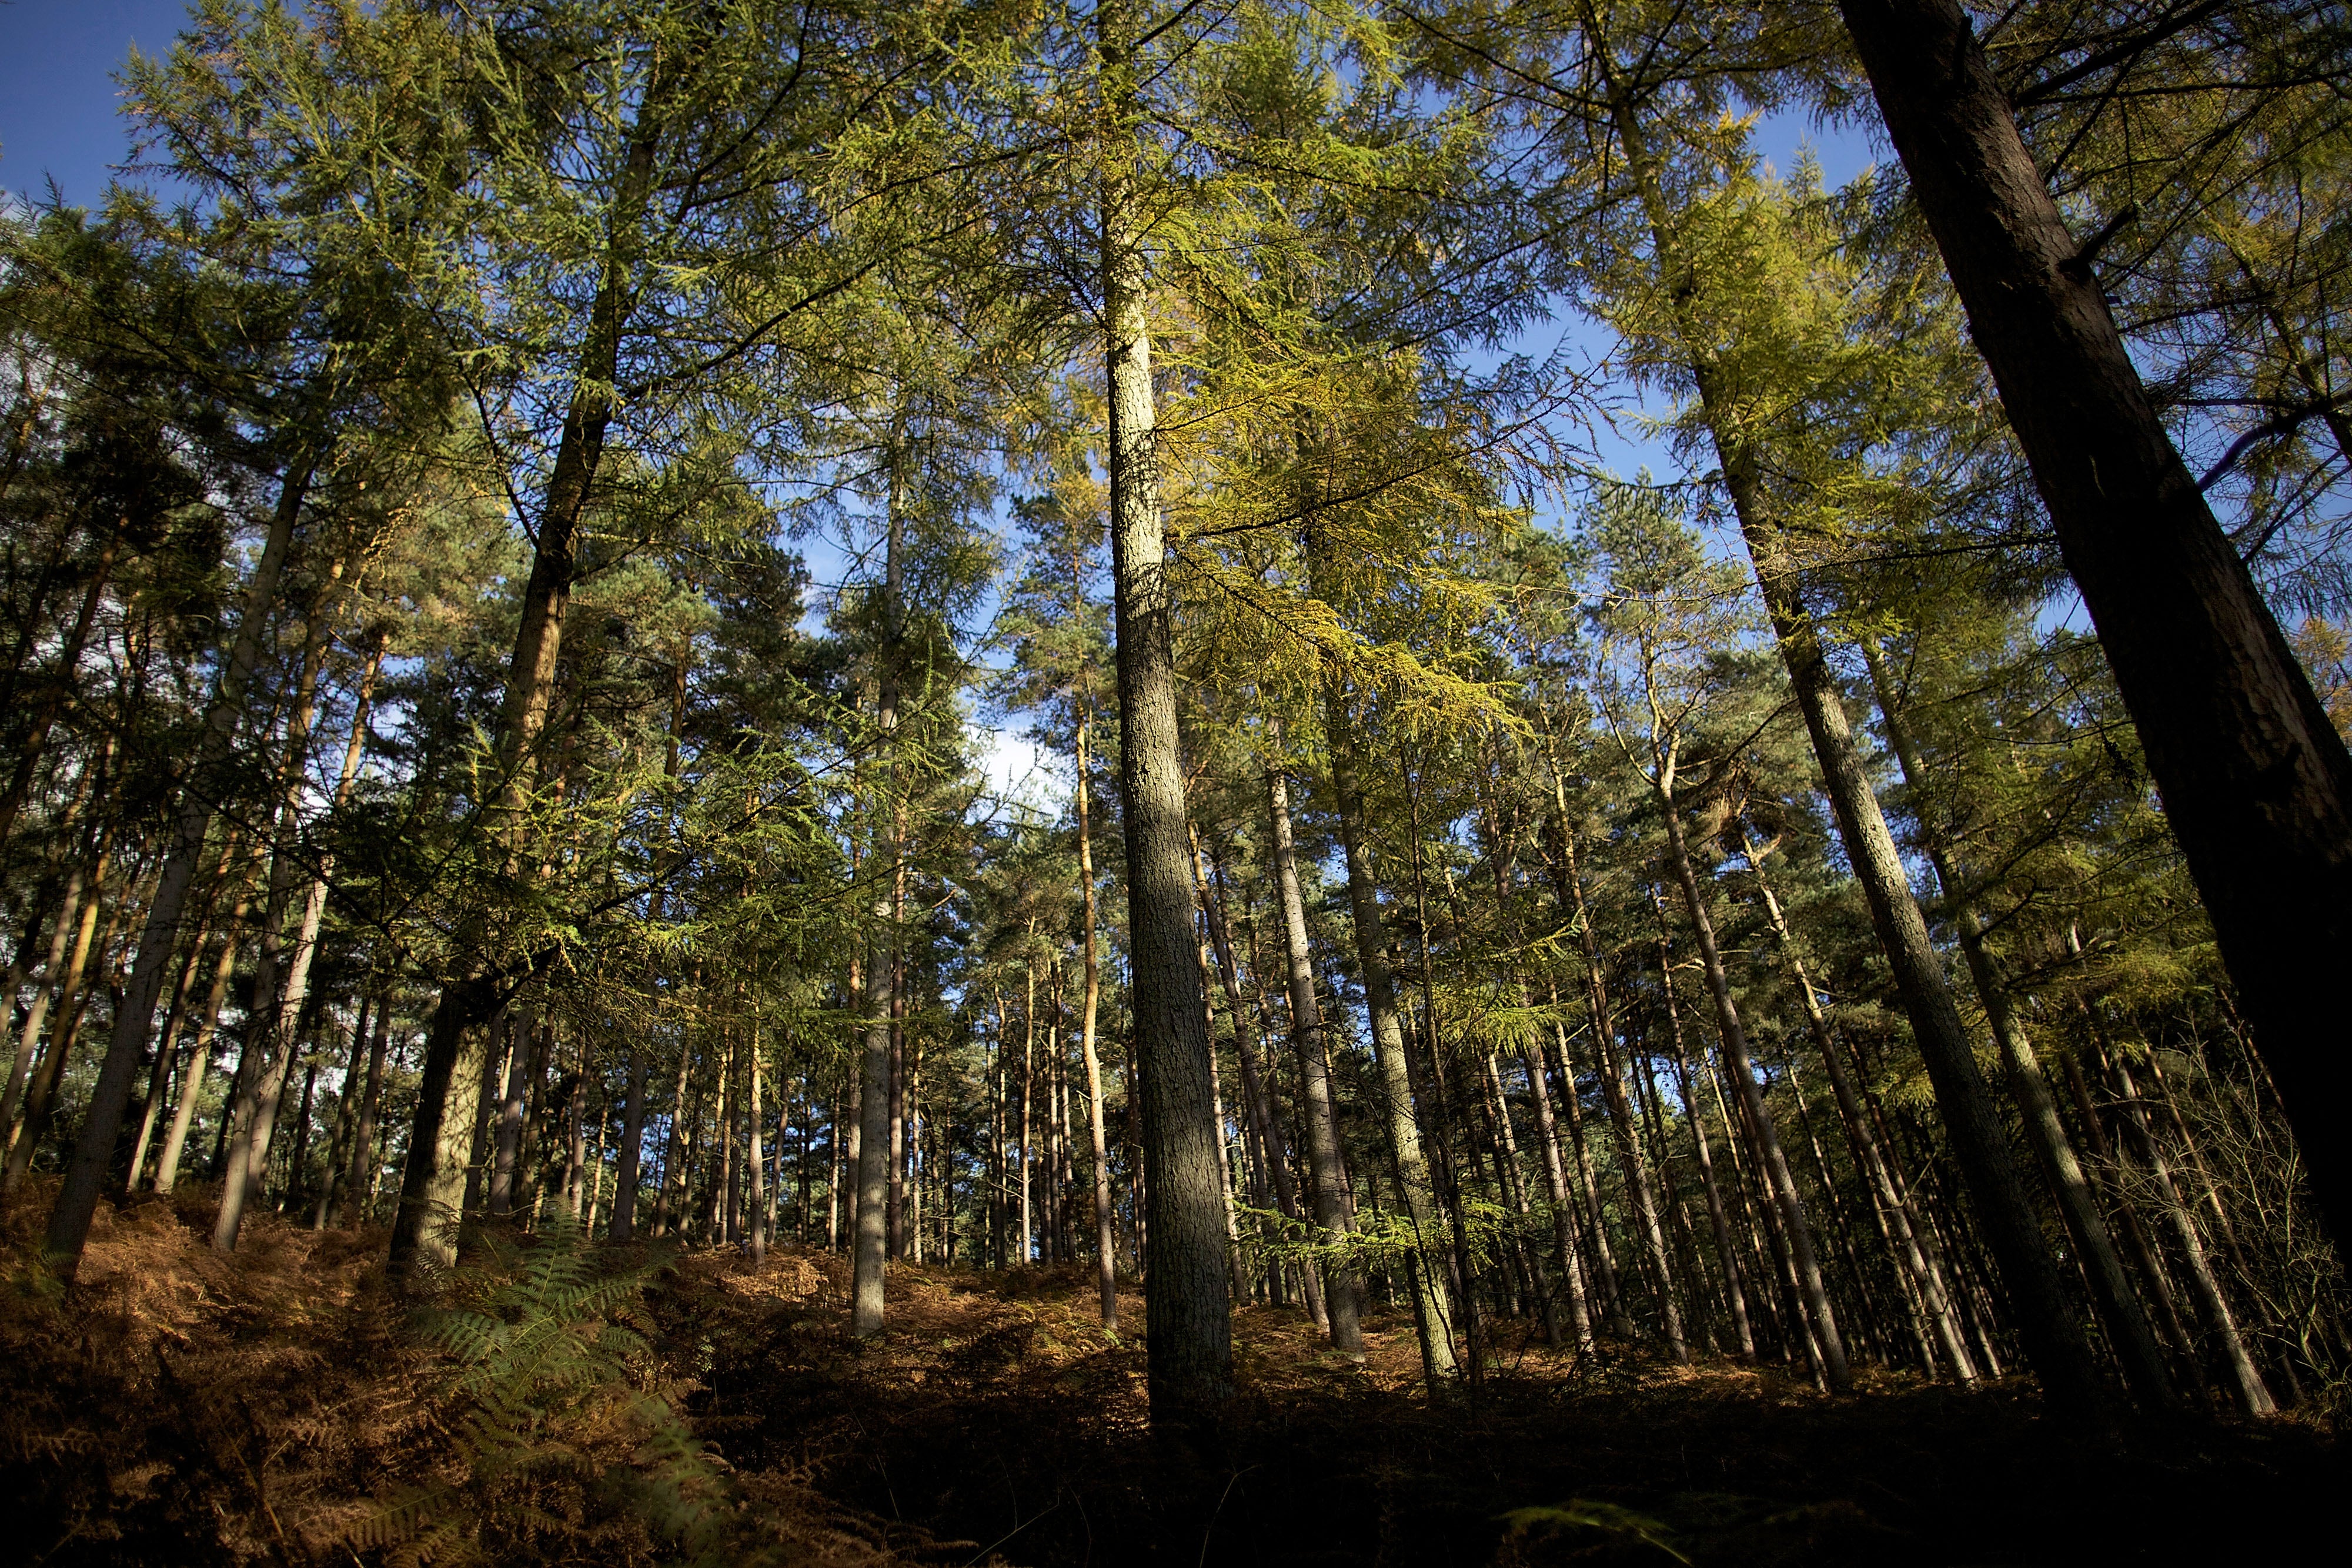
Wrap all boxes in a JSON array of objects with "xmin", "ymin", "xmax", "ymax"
[{"xmin": 4, "ymin": 1186, "xmax": 2341, "ymax": 1566}]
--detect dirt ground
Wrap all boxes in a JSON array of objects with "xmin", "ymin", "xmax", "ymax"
[{"xmin": 2, "ymin": 1192, "xmax": 2340, "ymax": 1566}]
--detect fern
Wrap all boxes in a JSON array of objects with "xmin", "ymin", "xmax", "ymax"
[{"xmin": 349, "ymin": 1215, "xmax": 766, "ymax": 1567}]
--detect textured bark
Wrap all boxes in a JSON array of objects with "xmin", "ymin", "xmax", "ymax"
[
  {"xmin": 1835, "ymin": 0, "xmax": 2352, "ymax": 1260},
  {"xmin": 1102, "ymin": 0, "xmax": 1232, "ymax": 1416}
]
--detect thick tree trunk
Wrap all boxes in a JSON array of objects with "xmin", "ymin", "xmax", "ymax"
[
  {"xmin": 1835, "ymin": 0, "xmax": 2352, "ymax": 1261},
  {"xmin": 1101, "ymin": 1, "xmax": 1232, "ymax": 1415}
]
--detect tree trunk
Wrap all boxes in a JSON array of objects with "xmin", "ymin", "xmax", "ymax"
[
  {"xmin": 217, "ymin": 594, "xmax": 375, "ymax": 1250},
  {"xmin": 1078, "ymin": 706, "xmax": 1120, "ymax": 1328},
  {"xmin": 853, "ymin": 435, "xmax": 904, "ymax": 1331},
  {"xmin": 46, "ymin": 458, "xmax": 310, "ymax": 1273},
  {"xmin": 1322, "ymin": 690, "xmax": 1459, "ymax": 1378},
  {"xmin": 1860, "ymin": 651, "xmax": 2171, "ymax": 1401},
  {"xmin": 1102, "ymin": 0, "xmax": 1233, "ymax": 1416},
  {"xmin": 1265, "ymin": 750, "xmax": 1364, "ymax": 1355},
  {"xmin": 1657, "ymin": 788, "xmax": 1852, "ymax": 1390},
  {"xmin": 1743, "ymin": 853, "xmax": 1974, "ymax": 1380},
  {"xmin": 1835, "ymin": 0, "xmax": 2352, "ymax": 1262}
]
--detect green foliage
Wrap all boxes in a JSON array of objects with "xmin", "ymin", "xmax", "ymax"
[
  {"xmin": 351, "ymin": 1217, "xmax": 760, "ymax": 1568},
  {"xmin": 1499, "ymin": 1499, "xmax": 1693, "ymax": 1564}
]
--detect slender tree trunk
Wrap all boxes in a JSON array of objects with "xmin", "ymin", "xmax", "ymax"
[
  {"xmin": 748, "ymin": 1019, "xmax": 766, "ymax": 1265},
  {"xmin": 1265, "ymin": 748, "xmax": 1364, "ymax": 1355},
  {"xmin": 1588, "ymin": 20, "xmax": 2098, "ymax": 1403},
  {"xmin": 2090, "ymin": 1016, "xmax": 2276, "ymax": 1416},
  {"xmin": 1078, "ymin": 706, "xmax": 1120, "ymax": 1327},
  {"xmin": 1837, "ymin": 0, "xmax": 2352, "ymax": 1256},
  {"xmin": 46, "ymin": 458, "xmax": 311, "ymax": 1273},
  {"xmin": 0, "ymin": 520, "xmax": 125, "ymax": 857},
  {"xmin": 1656, "ymin": 787, "xmax": 1851, "ymax": 1390},
  {"xmin": 1743, "ymin": 858, "xmax": 1973, "ymax": 1379},
  {"xmin": 155, "ymin": 885, "xmax": 250, "ymax": 1196},
  {"xmin": 1547, "ymin": 823, "xmax": 1683, "ymax": 1360},
  {"xmin": 4, "ymin": 855, "xmax": 111, "ymax": 1188},
  {"xmin": 338, "ymin": 994, "xmax": 392, "ymax": 1228},
  {"xmin": 1649, "ymin": 921, "xmax": 1756, "ymax": 1362},
  {"xmin": 1322, "ymin": 690, "xmax": 1459, "ymax": 1379},
  {"xmin": 218, "ymin": 604, "xmax": 377, "ymax": 1250},
  {"xmin": 1102, "ymin": 0, "xmax": 1233, "ymax": 1415},
  {"xmin": 311, "ymin": 995, "xmax": 369, "ymax": 1227},
  {"xmin": 1860, "ymin": 653, "xmax": 2171, "ymax": 1402}
]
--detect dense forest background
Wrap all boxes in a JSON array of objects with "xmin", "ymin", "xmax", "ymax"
[{"xmin": 1, "ymin": 1, "xmax": 2347, "ymax": 1562}]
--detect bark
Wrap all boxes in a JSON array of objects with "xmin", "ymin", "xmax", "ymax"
[
  {"xmin": 1836, "ymin": 0, "xmax": 2352, "ymax": 1259},
  {"xmin": 1102, "ymin": 0, "xmax": 1233, "ymax": 1415},
  {"xmin": 1743, "ymin": 852, "xmax": 1974, "ymax": 1380},
  {"xmin": 1322, "ymin": 691, "xmax": 1459, "ymax": 1378},
  {"xmin": 1265, "ymin": 751, "xmax": 1364, "ymax": 1355},
  {"xmin": 1078, "ymin": 706, "xmax": 1120, "ymax": 1328},
  {"xmin": 46, "ymin": 458, "xmax": 310, "ymax": 1273},
  {"xmin": 1656, "ymin": 787, "xmax": 1851, "ymax": 1390},
  {"xmin": 1862, "ymin": 653, "xmax": 2171, "ymax": 1402}
]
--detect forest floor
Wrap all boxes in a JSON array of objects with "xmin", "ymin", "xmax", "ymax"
[{"xmin": 2, "ymin": 1189, "xmax": 2341, "ymax": 1567}]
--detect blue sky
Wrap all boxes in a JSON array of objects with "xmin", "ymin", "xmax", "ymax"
[
  {"xmin": 2, "ymin": 5, "xmax": 1939, "ymax": 786},
  {"xmin": 0, "ymin": 1, "xmax": 194, "ymax": 208}
]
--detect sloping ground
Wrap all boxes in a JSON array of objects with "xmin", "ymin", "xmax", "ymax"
[
  {"xmin": 0, "ymin": 1188, "xmax": 938, "ymax": 1567},
  {"xmin": 2, "ymin": 1195, "xmax": 2338, "ymax": 1566},
  {"xmin": 669, "ymin": 1248, "xmax": 2345, "ymax": 1567}
]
